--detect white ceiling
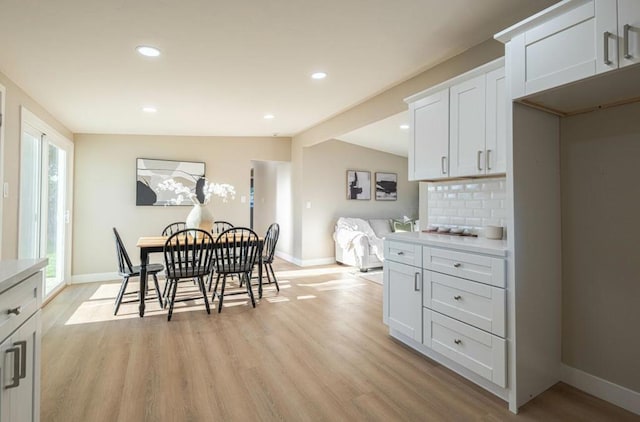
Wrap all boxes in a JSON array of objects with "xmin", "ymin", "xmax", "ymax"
[
  {"xmin": 337, "ymin": 111, "xmax": 409, "ymax": 157},
  {"xmin": 0, "ymin": 0, "xmax": 558, "ymax": 137}
]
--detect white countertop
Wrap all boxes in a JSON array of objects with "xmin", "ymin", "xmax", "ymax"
[
  {"xmin": 385, "ymin": 232, "xmax": 508, "ymax": 257},
  {"xmin": 0, "ymin": 259, "xmax": 48, "ymax": 294}
]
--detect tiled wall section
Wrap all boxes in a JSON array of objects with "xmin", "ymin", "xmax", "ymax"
[{"xmin": 427, "ymin": 177, "xmax": 506, "ymax": 233}]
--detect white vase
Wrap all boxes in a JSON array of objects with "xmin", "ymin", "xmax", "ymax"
[{"xmin": 186, "ymin": 204, "xmax": 213, "ymax": 234}]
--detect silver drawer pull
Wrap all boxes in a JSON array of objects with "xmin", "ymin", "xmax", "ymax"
[
  {"xmin": 5, "ymin": 347, "xmax": 21, "ymax": 389},
  {"xmin": 453, "ymin": 263, "xmax": 461, "ymax": 268},
  {"xmin": 454, "ymin": 339, "xmax": 462, "ymax": 345},
  {"xmin": 453, "ymin": 295, "xmax": 462, "ymax": 301},
  {"xmin": 397, "ymin": 251, "xmax": 404, "ymax": 255},
  {"xmin": 604, "ymin": 31, "xmax": 612, "ymax": 65},
  {"xmin": 623, "ymin": 24, "xmax": 632, "ymax": 59},
  {"xmin": 7, "ymin": 306, "xmax": 22, "ymax": 316},
  {"xmin": 15, "ymin": 341, "xmax": 27, "ymax": 379}
]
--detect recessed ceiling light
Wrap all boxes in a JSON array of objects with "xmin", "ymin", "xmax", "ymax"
[
  {"xmin": 142, "ymin": 106, "xmax": 157, "ymax": 113},
  {"xmin": 263, "ymin": 114, "xmax": 275, "ymax": 120},
  {"xmin": 136, "ymin": 45, "xmax": 161, "ymax": 57},
  {"xmin": 311, "ymin": 72, "xmax": 327, "ymax": 80},
  {"xmin": 400, "ymin": 124, "xmax": 410, "ymax": 130}
]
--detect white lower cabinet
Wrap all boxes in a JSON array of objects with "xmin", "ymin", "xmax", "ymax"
[
  {"xmin": 384, "ymin": 238, "xmax": 507, "ymax": 396},
  {"xmin": 383, "ymin": 261, "xmax": 422, "ymax": 343},
  {"xmin": 0, "ymin": 313, "xmax": 41, "ymax": 422}
]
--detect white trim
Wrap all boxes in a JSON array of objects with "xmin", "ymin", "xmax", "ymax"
[
  {"xmin": 275, "ymin": 251, "xmax": 335, "ymax": 267},
  {"xmin": 71, "ymin": 272, "xmax": 120, "ymax": 284},
  {"xmin": 0, "ymin": 83, "xmax": 5, "ymax": 258},
  {"xmin": 561, "ymin": 364, "xmax": 640, "ymax": 415}
]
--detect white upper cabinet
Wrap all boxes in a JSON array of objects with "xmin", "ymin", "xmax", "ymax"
[
  {"xmin": 450, "ymin": 75, "xmax": 486, "ymax": 177},
  {"xmin": 405, "ymin": 58, "xmax": 505, "ymax": 181},
  {"xmin": 496, "ymin": 0, "xmax": 640, "ymax": 99},
  {"xmin": 485, "ymin": 67, "xmax": 507, "ymax": 174},
  {"xmin": 409, "ymin": 89, "xmax": 449, "ymax": 180},
  {"xmin": 619, "ymin": 0, "xmax": 640, "ymax": 67}
]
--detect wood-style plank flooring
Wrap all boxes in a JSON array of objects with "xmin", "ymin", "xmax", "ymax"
[{"xmin": 41, "ymin": 259, "xmax": 638, "ymax": 421}]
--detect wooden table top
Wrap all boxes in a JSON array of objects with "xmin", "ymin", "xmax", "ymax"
[{"xmin": 137, "ymin": 234, "xmax": 263, "ymax": 248}]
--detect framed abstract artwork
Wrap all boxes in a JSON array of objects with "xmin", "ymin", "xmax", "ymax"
[
  {"xmin": 136, "ymin": 158, "xmax": 205, "ymax": 206},
  {"xmin": 375, "ymin": 172, "xmax": 397, "ymax": 201},
  {"xmin": 346, "ymin": 170, "xmax": 371, "ymax": 200}
]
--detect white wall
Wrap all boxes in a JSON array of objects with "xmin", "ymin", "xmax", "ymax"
[
  {"xmin": 0, "ymin": 70, "xmax": 73, "ymax": 258},
  {"xmin": 72, "ymin": 133, "xmax": 290, "ymax": 277},
  {"xmin": 301, "ymin": 139, "xmax": 418, "ymax": 263},
  {"xmin": 252, "ymin": 160, "xmax": 293, "ymax": 256}
]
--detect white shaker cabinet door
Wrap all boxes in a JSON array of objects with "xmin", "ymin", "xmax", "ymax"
[
  {"xmin": 618, "ymin": 0, "xmax": 640, "ymax": 67},
  {"xmin": 409, "ymin": 89, "xmax": 449, "ymax": 180},
  {"xmin": 384, "ymin": 261, "xmax": 423, "ymax": 343},
  {"xmin": 449, "ymin": 74, "xmax": 486, "ymax": 178},
  {"xmin": 485, "ymin": 67, "xmax": 507, "ymax": 175}
]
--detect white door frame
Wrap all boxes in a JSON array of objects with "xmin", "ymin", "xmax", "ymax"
[{"xmin": 20, "ymin": 106, "xmax": 74, "ymax": 296}]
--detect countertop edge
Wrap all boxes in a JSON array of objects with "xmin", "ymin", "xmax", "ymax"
[
  {"xmin": 384, "ymin": 232, "xmax": 508, "ymax": 257},
  {"xmin": 0, "ymin": 259, "xmax": 48, "ymax": 294}
]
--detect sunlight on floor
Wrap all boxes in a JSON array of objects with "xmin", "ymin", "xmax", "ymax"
[{"xmin": 64, "ymin": 267, "xmax": 369, "ymax": 325}]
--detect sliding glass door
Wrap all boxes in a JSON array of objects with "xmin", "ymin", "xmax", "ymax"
[{"xmin": 19, "ymin": 110, "xmax": 73, "ymax": 298}]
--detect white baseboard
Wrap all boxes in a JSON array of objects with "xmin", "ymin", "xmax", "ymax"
[
  {"xmin": 561, "ymin": 364, "xmax": 640, "ymax": 415},
  {"xmin": 275, "ymin": 251, "xmax": 335, "ymax": 267},
  {"xmin": 71, "ymin": 272, "xmax": 119, "ymax": 284}
]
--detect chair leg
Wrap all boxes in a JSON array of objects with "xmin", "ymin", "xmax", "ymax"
[
  {"xmin": 114, "ymin": 276, "xmax": 130, "ymax": 315},
  {"xmin": 217, "ymin": 275, "xmax": 227, "ymax": 313},
  {"xmin": 167, "ymin": 280, "xmax": 178, "ymax": 321},
  {"xmin": 212, "ymin": 273, "xmax": 221, "ymax": 301},
  {"xmin": 244, "ymin": 273, "xmax": 256, "ymax": 308},
  {"xmin": 207, "ymin": 270, "xmax": 215, "ymax": 292},
  {"xmin": 152, "ymin": 273, "xmax": 163, "ymax": 308},
  {"xmin": 268, "ymin": 263, "xmax": 279, "ymax": 292},
  {"xmin": 198, "ymin": 276, "xmax": 211, "ymax": 314}
]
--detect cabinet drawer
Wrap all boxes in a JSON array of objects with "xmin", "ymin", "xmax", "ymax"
[
  {"xmin": 423, "ymin": 247, "xmax": 505, "ymax": 287},
  {"xmin": 423, "ymin": 309, "xmax": 506, "ymax": 387},
  {"xmin": 0, "ymin": 272, "xmax": 41, "ymax": 341},
  {"xmin": 424, "ymin": 271, "xmax": 505, "ymax": 337},
  {"xmin": 385, "ymin": 241, "xmax": 422, "ymax": 267}
]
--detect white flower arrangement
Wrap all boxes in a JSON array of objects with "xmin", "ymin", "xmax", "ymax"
[{"xmin": 157, "ymin": 178, "xmax": 236, "ymax": 205}]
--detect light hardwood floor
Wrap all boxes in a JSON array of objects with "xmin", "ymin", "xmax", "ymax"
[{"xmin": 41, "ymin": 259, "xmax": 638, "ymax": 421}]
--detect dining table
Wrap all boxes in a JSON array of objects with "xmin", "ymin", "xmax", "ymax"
[{"xmin": 136, "ymin": 234, "xmax": 264, "ymax": 317}]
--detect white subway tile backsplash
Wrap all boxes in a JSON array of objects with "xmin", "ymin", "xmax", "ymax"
[{"xmin": 426, "ymin": 177, "xmax": 507, "ymax": 233}]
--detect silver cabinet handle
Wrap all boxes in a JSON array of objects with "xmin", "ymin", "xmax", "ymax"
[
  {"xmin": 624, "ymin": 24, "xmax": 632, "ymax": 59},
  {"xmin": 477, "ymin": 150, "xmax": 483, "ymax": 171},
  {"xmin": 454, "ymin": 339, "xmax": 462, "ymax": 345},
  {"xmin": 414, "ymin": 272, "xmax": 421, "ymax": 292},
  {"xmin": 397, "ymin": 251, "xmax": 404, "ymax": 256},
  {"xmin": 486, "ymin": 149, "xmax": 492, "ymax": 170},
  {"xmin": 441, "ymin": 156, "xmax": 447, "ymax": 174},
  {"xmin": 453, "ymin": 263, "xmax": 461, "ymax": 268},
  {"xmin": 7, "ymin": 306, "xmax": 21, "ymax": 316},
  {"xmin": 5, "ymin": 347, "xmax": 21, "ymax": 388},
  {"xmin": 454, "ymin": 295, "xmax": 462, "ymax": 301},
  {"xmin": 604, "ymin": 31, "xmax": 612, "ymax": 65},
  {"xmin": 15, "ymin": 341, "xmax": 27, "ymax": 379}
]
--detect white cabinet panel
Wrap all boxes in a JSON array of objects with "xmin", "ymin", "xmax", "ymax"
[
  {"xmin": 385, "ymin": 240, "xmax": 422, "ymax": 267},
  {"xmin": 409, "ymin": 89, "xmax": 449, "ymax": 180},
  {"xmin": 618, "ymin": 0, "xmax": 640, "ymax": 67},
  {"xmin": 424, "ymin": 309, "xmax": 506, "ymax": 387},
  {"xmin": 423, "ymin": 247, "xmax": 506, "ymax": 288},
  {"xmin": 384, "ymin": 261, "xmax": 422, "ymax": 342},
  {"xmin": 485, "ymin": 67, "xmax": 507, "ymax": 174},
  {"xmin": 0, "ymin": 312, "xmax": 40, "ymax": 422},
  {"xmin": 424, "ymin": 271, "xmax": 506, "ymax": 337},
  {"xmin": 450, "ymin": 74, "xmax": 486, "ymax": 177}
]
